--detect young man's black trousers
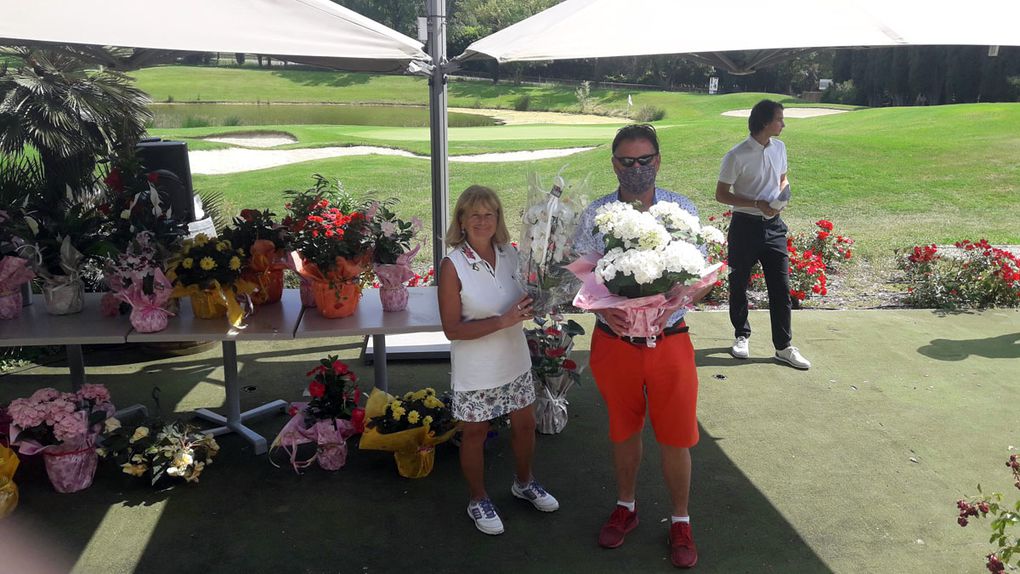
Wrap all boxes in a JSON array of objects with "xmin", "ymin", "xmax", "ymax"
[{"xmin": 726, "ymin": 212, "xmax": 792, "ymax": 350}]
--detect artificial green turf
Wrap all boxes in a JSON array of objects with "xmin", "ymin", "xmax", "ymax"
[{"xmin": 2, "ymin": 309, "xmax": 1017, "ymax": 573}]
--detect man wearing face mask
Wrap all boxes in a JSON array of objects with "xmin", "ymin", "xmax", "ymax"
[{"xmin": 573, "ymin": 124, "xmax": 701, "ymax": 569}]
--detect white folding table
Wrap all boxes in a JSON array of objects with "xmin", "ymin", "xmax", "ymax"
[
  {"xmin": 294, "ymin": 287, "xmax": 443, "ymax": 392},
  {"xmin": 126, "ymin": 290, "xmax": 303, "ymax": 454},
  {"xmin": 0, "ymin": 293, "xmax": 132, "ymax": 390}
]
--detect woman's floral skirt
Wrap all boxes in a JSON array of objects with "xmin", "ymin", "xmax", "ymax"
[{"xmin": 452, "ymin": 370, "xmax": 535, "ymax": 423}]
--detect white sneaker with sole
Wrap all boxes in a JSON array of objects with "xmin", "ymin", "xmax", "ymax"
[
  {"xmin": 730, "ymin": 336, "xmax": 750, "ymax": 359},
  {"xmin": 467, "ymin": 498, "xmax": 504, "ymax": 535},
  {"xmin": 775, "ymin": 346, "xmax": 811, "ymax": 370},
  {"xmin": 511, "ymin": 479, "xmax": 560, "ymax": 512}
]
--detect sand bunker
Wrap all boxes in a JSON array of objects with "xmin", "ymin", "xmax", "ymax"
[
  {"xmin": 722, "ymin": 107, "xmax": 849, "ymax": 118},
  {"xmin": 189, "ymin": 145, "xmax": 597, "ymax": 175},
  {"xmin": 203, "ymin": 134, "xmax": 298, "ymax": 148}
]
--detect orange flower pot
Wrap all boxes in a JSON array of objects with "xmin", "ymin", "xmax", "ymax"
[
  {"xmin": 190, "ymin": 290, "xmax": 227, "ymax": 319},
  {"xmin": 242, "ymin": 268, "xmax": 284, "ymax": 305},
  {"xmin": 312, "ymin": 281, "xmax": 361, "ymax": 319}
]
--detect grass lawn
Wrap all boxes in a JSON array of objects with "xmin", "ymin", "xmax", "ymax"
[{"xmin": 133, "ymin": 66, "xmax": 1020, "ymax": 265}]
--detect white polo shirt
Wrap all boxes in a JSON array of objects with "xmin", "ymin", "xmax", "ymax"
[{"xmin": 718, "ymin": 135, "xmax": 787, "ymax": 217}]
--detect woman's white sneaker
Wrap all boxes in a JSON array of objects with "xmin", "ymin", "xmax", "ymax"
[
  {"xmin": 467, "ymin": 498, "xmax": 504, "ymax": 535},
  {"xmin": 775, "ymin": 346, "xmax": 811, "ymax": 370},
  {"xmin": 511, "ymin": 479, "xmax": 560, "ymax": 512}
]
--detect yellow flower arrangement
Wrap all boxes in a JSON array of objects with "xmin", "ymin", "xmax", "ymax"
[
  {"xmin": 360, "ymin": 388, "xmax": 459, "ymax": 479},
  {"xmin": 168, "ymin": 233, "xmax": 255, "ymax": 326}
]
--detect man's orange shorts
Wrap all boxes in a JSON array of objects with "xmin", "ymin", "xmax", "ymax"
[{"xmin": 589, "ymin": 326, "xmax": 699, "ymax": 448}]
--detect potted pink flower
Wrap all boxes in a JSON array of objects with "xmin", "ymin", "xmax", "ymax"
[{"xmin": 7, "ymin": 385, "xmax": 115, "ymax": 492}]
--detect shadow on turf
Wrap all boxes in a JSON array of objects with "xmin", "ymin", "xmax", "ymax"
[
  {"xmin": 917, "ymin": 331, "xmax": 1020, "ymax": 361},
  {"xmin": 7, "ymin": 348, "xmax": 832, "ymax": 573}
]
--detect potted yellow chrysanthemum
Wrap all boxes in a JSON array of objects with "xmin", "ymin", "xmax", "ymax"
[
  {"xmin": 359, "ymin": 387, "xmax": 459, "ymax": 479},
  {"xmin": 167, "ymin": 233, "xmax": 254, "ymax": 326}
]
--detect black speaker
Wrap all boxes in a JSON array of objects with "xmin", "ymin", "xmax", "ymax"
[{"xmin": 136, "ymin": 140, "xmax": 195, "ymax": 221}]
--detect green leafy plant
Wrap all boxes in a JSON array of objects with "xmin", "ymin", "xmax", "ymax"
[
  {"xmin": 99, "ymin": 418, "xmax": 220, "ymax": 486},
  {"xmin": 956, "ymin": 449, "xmax": 1020, "ymax": 573}
]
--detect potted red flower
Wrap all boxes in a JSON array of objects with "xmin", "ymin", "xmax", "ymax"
[
  {"xmin": 271, "ymin": 355, "xmax": 364, "ymax": 472},
  {"xmin": 289, "ymin": 198, "xmax": 373, "ymax": 318}
]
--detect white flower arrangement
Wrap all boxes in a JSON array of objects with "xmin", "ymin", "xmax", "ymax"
[
  {"xmin": 592, "ymin": 201, "xmax": 723, "ymax": 297},
  {"xmin": 518, "ymin": 171, "xmax": 589, "ymax": 316}
]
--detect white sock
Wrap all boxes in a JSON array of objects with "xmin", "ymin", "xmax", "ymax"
[
  {"xmin": 616, "ymin": 500, "xmax": 635, "ymax": 512},
  {"xmin": 671, "ymin": 515, "xmax": 690, "ymax": 524}
]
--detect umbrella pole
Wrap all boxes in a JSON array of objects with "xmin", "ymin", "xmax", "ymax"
[{"xmin": 427, "ymin": 0, "xmax": 450, "ymax": 280}]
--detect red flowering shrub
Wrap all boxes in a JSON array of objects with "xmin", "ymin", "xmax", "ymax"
[
  {"xmin": 898, "ymin": 239, "xmax": 1020, "ymax": 309},
  {"xmin": 955, "ymin": 450, "xmax": 1020, "ymax": 573},
  {"xmin": 371, "ymin": 266, "xmax": 435, "ymax": 289},
  {"xmin": 703, "ymin": 212, "xmax": 854, "ymax": 307}
]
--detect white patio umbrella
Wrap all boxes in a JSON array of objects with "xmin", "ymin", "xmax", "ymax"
[
  {"xmin": 458, "ymin": 0, "xmax": 1020, "ymax": 70},
  {"xmin": 0, "ymin": 0, "xmax": 428, "ymax": 73},
  {"xmin": 0, "ymin": 0, "xmax": 462, "ymax": 269}
]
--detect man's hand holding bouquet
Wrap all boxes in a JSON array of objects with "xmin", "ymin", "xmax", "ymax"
[{"xmin": 568, "ymin": 201, "xmax": 726, "ymax": 346}]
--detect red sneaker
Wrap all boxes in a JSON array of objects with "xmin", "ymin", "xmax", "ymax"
[
  {"xmin": 598, "ymin": 505, "xmax": 639, "ymax": 549},
  {"xmin": 669, "ymin": 522, "xmax": 698, "ymax": 568}
]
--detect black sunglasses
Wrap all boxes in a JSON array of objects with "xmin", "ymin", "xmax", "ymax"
[{"xmin": 614, "ymin": 153, "xmax": 658, "ymax": 168}]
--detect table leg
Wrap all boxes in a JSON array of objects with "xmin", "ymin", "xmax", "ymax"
[
  {"xmin": 66, "ymin": 344, "xmax": 86, "ymax": 391},
  {"xmin": 194, "ymin": 340, "xmax": 287, "ymax": 456},
  {"xmin": 373, "ymin": 334, "xmax": 388, "ymax": 392}
]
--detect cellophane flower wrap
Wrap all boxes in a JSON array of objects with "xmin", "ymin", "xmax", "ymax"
[
  {"xmin": 224, "ymin": 209, "xmax": 290, "ymax": 305},
  {"xmin": 98, "ymin": 418, "xmax": 220, "ymax": 487},
  {"xmin": 8, "ymin": 385, "xmax": 115, "ymax": 493},
  {"xmin": 23, "ymin": 236, "xmax": 86, "ymax": 315},
  {"xmin": 368, "ymin": 201, "xmax": 423, "ymax": 311},
  {"xmin": 270, "ymin": 356, "xmax": 365, "ymax": 473},
  {"xmin": 0, "ymin": 444, "xmax": 19, "ymax": 518},
  {"xmin": 525, "ymin": 318, "xmax": 586, "ymax": 434},
  {"xmin": 0, "ymin": 255, "xmax": 34, "ymax": 320},
  {"xmin": 167, "ymin": 233, "xmax": 255, "ymax": 327},
  {"xmin": 359, "ymin": 387, "xmax": 459, "ymax": 479},
  {"xmin": 568, "ymin": 201, "xmax": 726, "ymax": 346},
  {"xmin": 518, "ymin": 171, "xmax": 588, "ymax": 317},
  {"xmin": 103, "ymin": 232, "xmax": 175, "ymax": 332}
]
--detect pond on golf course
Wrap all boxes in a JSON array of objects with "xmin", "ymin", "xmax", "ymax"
[{"xmin": 148, "ymin": 103, "xmax": 498, "ymax": 129}]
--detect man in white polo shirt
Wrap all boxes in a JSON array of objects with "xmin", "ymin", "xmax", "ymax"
[{"xmin": 714, "ymin": 99, "xmax": 811, "ymax": 370}]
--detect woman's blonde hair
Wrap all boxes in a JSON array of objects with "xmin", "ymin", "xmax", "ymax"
[{"xmin": 444, "ymin": 185, "xmax": 511, "ymax": 247}]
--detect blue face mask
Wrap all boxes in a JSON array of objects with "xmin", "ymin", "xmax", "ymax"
[{"xmin": 616, "ymin": 163, "xmax": 657, "ymax": 196}]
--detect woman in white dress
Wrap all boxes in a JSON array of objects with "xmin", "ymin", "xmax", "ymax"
[{"xmin": 438, "ymin": 185, "xmax": 560, "ymax": 536}]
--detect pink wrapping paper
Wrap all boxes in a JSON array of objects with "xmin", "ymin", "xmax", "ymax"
[
  {"xmin": 0, "ymin": 257, "xmax": 34, "ymax": 320},
  {"xmin": 374, "ymin": 244, "xmax": 419, "ymax": 312},
  {"xmin": 0, "ymin": 291, "xmax": 22, "ymax": 320},
  {"xmin": 567, "ymin": 253, "xmax": 724, "ymax": 347},
  {"xmin": 270, "ymin": 404, "xmax": 357, "ymax": 473},
  {"xmin": 115, "ymin": 268, "xmax": 174, "ymax": 333},
  {"xmin": 42, "ymin": 443, "xmax": 98, "ymax": 493}
]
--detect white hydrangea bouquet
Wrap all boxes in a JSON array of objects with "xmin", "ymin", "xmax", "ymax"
[
  {"xmin": 567, "ymin": 200, "xmax": 726, "ymax": 345},
  {"xmin": 517, "ymin": 170, "xmax": 588, "ymax": 316}
]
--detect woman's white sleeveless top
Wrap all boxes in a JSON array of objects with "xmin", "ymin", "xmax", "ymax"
[{"xmin": 446, "ymin": 242, "xmax": 531, "ymax": 392}]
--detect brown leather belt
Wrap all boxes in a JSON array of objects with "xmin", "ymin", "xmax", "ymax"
[{"xmin": 595, "ymin": 320, "xmax": 688, "ymax": 346}]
